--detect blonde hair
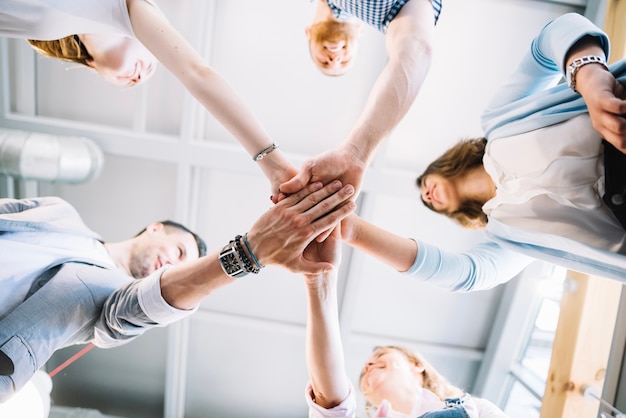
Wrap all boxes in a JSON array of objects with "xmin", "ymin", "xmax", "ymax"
[
  {"xmin": 360, "ymin": 345, "xmax": 465, "ymax": 416},
  {"xmin": 27, "ymin": 36, "xmax": 92, "ymax": 67}
]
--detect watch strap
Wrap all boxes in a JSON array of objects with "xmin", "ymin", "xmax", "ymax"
[{"xmin": 566, "ymin": 55, "xmax": 607, "ymax": 93}]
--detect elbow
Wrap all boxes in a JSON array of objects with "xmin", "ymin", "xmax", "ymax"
[
  {"xmin": 397, "ymin": 35, "xmax": 433, "ymax": 69},
  {"xmin": 391, "ymin": 35, "xmax": 433, "ymax": 99},
  {"xmin": 180, "ymin": 63, "xmax": 219, "ymax": 91}
]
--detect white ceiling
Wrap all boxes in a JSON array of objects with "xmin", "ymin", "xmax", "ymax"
[{"xmin": 0, "ymin": 0, "xmax": 586, "ymax": 416}]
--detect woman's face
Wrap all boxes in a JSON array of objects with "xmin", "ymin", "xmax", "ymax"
[
  {"xmin": 420, "ymin": 173, "xmax": 461, "ymax": 213},
  {"xmin": 86, "ymin": 35, "xmax": 157, "ymax": 86},
  {"xmin": 360, "ymin": 348, "xmax": 424, "ymax": 406}
]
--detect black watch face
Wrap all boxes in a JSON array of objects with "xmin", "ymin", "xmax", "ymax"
[{"xmin": 220, "ymin": 248, "xmax": 244, "ymax": 276}]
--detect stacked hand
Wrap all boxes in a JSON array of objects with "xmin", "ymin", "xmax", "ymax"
[
  {"xmin": 279, "ymin": 145, "xmax": 367, "ymax": 200},
  {"xmin": 247, "ymin": 180, "xmax": 355, "ymax": 274}
]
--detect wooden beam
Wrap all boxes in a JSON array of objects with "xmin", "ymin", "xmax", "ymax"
[
  {"xmin": 539, "ymin": 272, "xmax": 622, "ymax": 417},
  {"xmin": 604, "ymin": 0, "xmax": 626, "ymax": 62}
]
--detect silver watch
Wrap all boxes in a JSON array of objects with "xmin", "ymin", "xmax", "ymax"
[
  {"xmin": 218, "ymin": 241, "xmax": 248, "ymax": 278},
  {"xmin": 566, "ymin": 55, "xmax": 607, "ymax": 93}
]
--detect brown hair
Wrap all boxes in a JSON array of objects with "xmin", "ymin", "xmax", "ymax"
[
  {"xmin": 27, "ymin": 36, "xmax": 93, "ymax": 67},
  {"xmin": 416, "ymin": 137, "xmax": 489, "ymax": 229},
  {"xmin": 360, "ymin": 346, "xmax": 465, "ymax": 416}
]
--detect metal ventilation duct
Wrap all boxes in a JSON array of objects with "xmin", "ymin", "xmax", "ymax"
[{"xmin": 0, "ymin": 129, "xmax": 103, "ymax": 183}]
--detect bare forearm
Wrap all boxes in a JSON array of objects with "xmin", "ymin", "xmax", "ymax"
[
  {"xmin": 128, "ymin": 0, "xmax": 276, "ymax": 157},
  {"xmin": 347, "ymin": 216, "xmax": 417, "ymax": 272},
  {"xmin": 159, "ymin": 251, "xmax": 235, "ymax": 310},
  {"xmin": 305, "ymin": 273, "xmax": 351, "ymax": 409},
  {"xmin": 344, "ymin": 0, "xmax": 434, "ymax": 164}
]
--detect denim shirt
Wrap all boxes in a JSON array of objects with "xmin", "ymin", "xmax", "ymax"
[{"xmin": 0, "ymin": 197, "xmax": 195, "ymax": 402}]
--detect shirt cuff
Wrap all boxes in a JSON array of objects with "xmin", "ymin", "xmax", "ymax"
[
  {"xmin": 137, "ymin": 265, "xmax": 198, "ymax": 325},
  {"xmin": 305, "ymin": 382, "xmax": 356, "ymax": 418}
]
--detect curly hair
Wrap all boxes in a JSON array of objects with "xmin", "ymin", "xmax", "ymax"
[
  {"xmin": 416, "ymin": 137, "xmax": 489, "ymax": 229},
  {"xmin": 27, "ymin": 36, "xmax": 93, "ymax": 67},
  {"xmin": 359, "ymin": 345, "xmax": 465, "ymax": 417}
]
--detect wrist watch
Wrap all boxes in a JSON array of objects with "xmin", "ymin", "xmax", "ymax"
[
  {"xmin": 566, "ymin": 55, "xmax": 607, "ymax": 93},
  {"xmin": 218, "ymin": 241, "xmax": 248, "ymax": 278}
]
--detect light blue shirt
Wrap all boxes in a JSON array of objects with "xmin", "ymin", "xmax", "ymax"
[
  {"xmin": 405, "ymin": 13, "xmax": 626, "ymax": 290},
  {"xmin": 0, "ymin": 197, "xmax": 194, "ymax": 401}
]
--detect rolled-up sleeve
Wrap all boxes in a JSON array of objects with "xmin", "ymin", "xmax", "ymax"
[
  {"xmin": 93, "ymin": 267, "xmax": 197, "ymax": 348},
  {"xmin": 404, "ymin": 240, "xmax": 534, "ymax": 292},
  {"xmin": 305, "ymin": 382, "xmax": 356, "ymax": 418}
]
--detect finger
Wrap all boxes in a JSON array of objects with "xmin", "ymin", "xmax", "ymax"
[
  {"xmin": 278, "ymin": 181, "xmax": 324, "ymax": 208},
  {"xmin": 316, "ymin": 226, "xmax": 333, "ymax": 243},
  {"xmin": 301, "ymin": 184, "xmax": 354, "ymax": 220},
  {"xmin": 279, "ymin": 165, "xmax": 312, "ymax": 195},
  {"xmin": 601, "ymin": 95, "xmax": 626, "ymax": 115},
  {"xmin": 310, "ymin": 200, "xmax": 356, "ymax": 237},
  {"xmin": 289, "ymin": 180, "xmax": 346, "ymax": 215}
]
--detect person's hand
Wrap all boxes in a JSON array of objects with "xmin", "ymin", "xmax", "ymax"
[
  {"xmin": 255, "ymin": 151, "xmax": 299, "ymax": 202},
  {"xmin": 303, "ymin": 220, "xmax": 342, "ymax": 271},
  {"xmin": 268, "ymin": 163, "xmax": 298, "ymax": 203},
  {"xmin": 339, "ymin": 213, "xmax": 359, "ymax": 245},
  {"xmin": 247, "ymin": 180, "xmax": 355, "ymax": 274},
  {"xmin": 279, "ymin": 145, "xmax": 367, "ymax": 198},
  {"xmin": 576, "ymin": 66, "xmax": 626, "ymax": 152}
]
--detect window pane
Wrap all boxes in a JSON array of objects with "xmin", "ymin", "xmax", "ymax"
[{"xmin": 503, "ymin": 380, "xmax": 542, "ymax": 417}]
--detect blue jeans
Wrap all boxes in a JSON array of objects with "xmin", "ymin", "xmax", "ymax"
[{"xmin": 418, "ymin": 398, "xmax": 471, "ymax": 418}]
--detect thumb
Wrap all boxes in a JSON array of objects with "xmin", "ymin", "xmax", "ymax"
[{"xmin": 279, "ymin": 169, "xmax": 311, "ymax": 195}]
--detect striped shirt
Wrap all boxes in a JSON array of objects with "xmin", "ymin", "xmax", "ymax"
[{"xmin": 327, "ymin": 0, "xmax": 442, "ymax": 33}]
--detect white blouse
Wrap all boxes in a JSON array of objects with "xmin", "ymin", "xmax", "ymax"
[{"xmin": 483, "ymin": 113, "xmax": 626, "ymax": 255}]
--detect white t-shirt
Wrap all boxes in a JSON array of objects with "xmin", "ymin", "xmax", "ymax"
[{"xmin": 0, "ymin": 0, "xmax": 154, "ymax": 40}]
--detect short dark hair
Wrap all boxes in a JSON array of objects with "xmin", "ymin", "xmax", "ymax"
[{"xmin": 135, "ymin": 220, "xmax": 207, "ymax": 257}]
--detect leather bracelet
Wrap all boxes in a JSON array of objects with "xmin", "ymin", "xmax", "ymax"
[
  {"xmin": 234, "ymin": 235, "xmax": 260, "ymax": 274},
  {"xmin": 253, "ymin": 143, "xmax": 279, "ymax": 161},
  {"xmin": 243, "ymin": 233, "xmax": 264, "ymax": 269},
  {"xmin": 566, "ymin": 55, "xmax": 607, "ymax": 93}
]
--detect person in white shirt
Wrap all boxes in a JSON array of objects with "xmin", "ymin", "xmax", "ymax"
[
  {"xmin": 0, "ymin": 0, "xmax": 296, "ymax": 197},
  {"xmin": 302, "ymin": 226, "xmax": 505, "ymax": 417}
]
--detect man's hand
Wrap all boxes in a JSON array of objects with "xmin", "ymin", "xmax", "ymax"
[
  {"xmin": 278, "ymin": 146, "xmax": 366, "ymax": 198},
  {"xmin": 247, "ymin": 180, "xmax": 355, "ymax": 274},
  {"xmin": 303, "ymin": 221, "xmax": 342, "ymax": 279},
  {"xmin": 577, "ymin": 66, "xmax": 626, "ymax": 152}
]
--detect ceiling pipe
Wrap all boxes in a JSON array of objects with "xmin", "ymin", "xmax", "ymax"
[{"xmin": 0, "ymin": 129, "xmax": 103, "ymax": 184}]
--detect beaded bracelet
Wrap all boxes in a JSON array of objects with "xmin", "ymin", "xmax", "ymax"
[{"xmin": 234, "ymin": 235, "xmax": 260, "ymax": 274}]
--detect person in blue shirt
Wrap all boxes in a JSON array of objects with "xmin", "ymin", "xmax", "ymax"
[
  {"xmin": 338, "ymin": 13, "xmax": 626, "ymax": 292},
  {"xmin": 0, "ymin": 180, "xmax": 356, "ymax": 402}
]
